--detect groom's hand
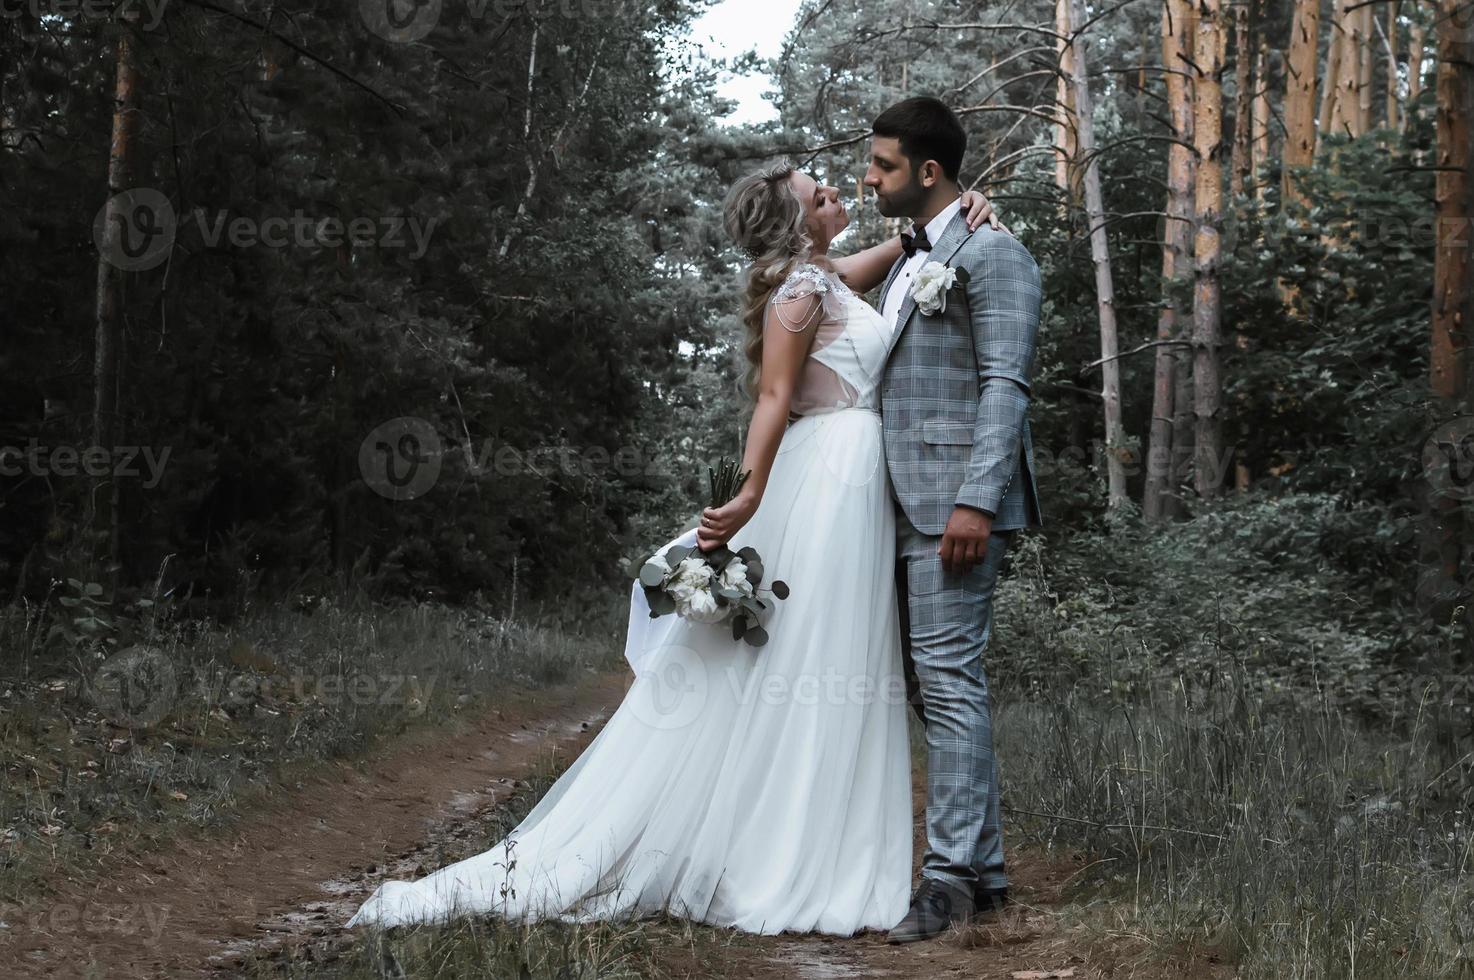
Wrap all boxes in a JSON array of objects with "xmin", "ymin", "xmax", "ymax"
[{"xmin": 938, "ymin": 505, "xmax": 994, "ymax": 575}]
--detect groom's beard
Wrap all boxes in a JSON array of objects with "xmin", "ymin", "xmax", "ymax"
[{"xmin": 874, "ymin": 178, "xmax": 928, "ymax": 221}]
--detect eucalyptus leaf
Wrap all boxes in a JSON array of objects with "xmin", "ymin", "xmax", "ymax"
[
  {"xmin": 771, "ymin": 580, "xmax": 790, "ymax": 600},
  {"xmin": 744, "ymin": 624, "xmax": 769, "ymax": 647},
  {"xmin": 639, "ymin": 562, "xmax": 668, "ymax": 588}
]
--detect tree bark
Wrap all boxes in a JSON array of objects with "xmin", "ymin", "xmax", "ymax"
[
  {"xmin": 1192, "ymin": 0, "xmax": 1227, "ymax": 501},
  {"xmin": 1410, "ymin": 21, "xmax": 1426, "ymax": 109},
  {"xmin": 1384, "ymin": 1, "xmax": 1400, "ymax": 133},
  {"xmin": 1281, "ymin": 0, "xmax": 1320, "ymax": 205},
  {"xmin": 1356, "ymin": 3, "xmax": 1375, "ymax": 134},
  {"xmin": 1251, "ymin": 43, "xmax": 1271, "ymax": 202},
  {"xmin": 1067, "ymin": 0, "xmax": 1129, "ymax": 508},
  {"xmin": 91, "ymin": 8, "xmax": 144, "ymax": 587},
  {"xmin": 1318, "ymin": 0, "xmax": 1349, "ymax": 145},
  {"xmin": 1146, "ymin": 0, "xmax": 1198, "ymax": 521},
  {"xmin": 1230, "ymin": 0, "xmax": 1255, "ymax": 198},
  {"xmin": 1054, "ymin": 0, "xmax": 1082, "ymax": 206},
  {"xmin": 1423, "ymin": 0, "xmax": 1474, "ymax": 624}
]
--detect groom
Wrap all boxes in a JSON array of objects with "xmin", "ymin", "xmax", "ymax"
[{"xmin": 866, "ymin": 96, "xmax": 1044, "ymax": 944}]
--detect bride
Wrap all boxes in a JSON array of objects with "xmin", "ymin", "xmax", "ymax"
[{"xmin": 344, "ymin": 168, "xmax": 1000, "ymax": 937}]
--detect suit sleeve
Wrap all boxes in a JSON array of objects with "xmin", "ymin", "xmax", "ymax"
[{"xmin": 954, "ymin": 233, "xmax": 1043, "ymax": 517}]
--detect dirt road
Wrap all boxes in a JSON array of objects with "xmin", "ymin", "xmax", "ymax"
[{"xmin": 0, "ymin": 667, "xmax": 1232, "ymax": 979}]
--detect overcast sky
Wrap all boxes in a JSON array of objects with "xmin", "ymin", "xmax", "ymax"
[{"xmin": 689, "ymin": 0, "xmax": 806, "ymax": 126}]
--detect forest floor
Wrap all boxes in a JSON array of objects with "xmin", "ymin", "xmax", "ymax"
[{"xmin": 0, "ymin": 666, "xmax": 1236, "ymax": 980}]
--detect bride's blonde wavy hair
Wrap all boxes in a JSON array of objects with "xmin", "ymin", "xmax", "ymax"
[{"xmin": 722, "ymin": 162, "xmax": 814, "ymax": 401}]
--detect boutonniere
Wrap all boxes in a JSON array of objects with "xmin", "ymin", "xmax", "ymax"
[{"xmin": 910, "ymin": 261, "xmax": 970, "ymax": 316}]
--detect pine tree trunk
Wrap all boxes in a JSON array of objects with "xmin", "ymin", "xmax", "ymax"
[
  {"xmin": 91, "ymin": 8, "xmax": 144, "ymax": 587},
  {"xmin": 1192, "ymin": 0, "xmax": 1227, "ymax": 501},
  {"xmin": 1356, "ymin": 3, "xmax": 1374, "ymax": 134},
  {"xmin": 1230, "ymin": 0, "xmax": 1255, "ymax": 197},
  {"xmin": 1385, "ymin": 2, "xmax": 1400, "ymax": 132},
  {"xmin": 1054, "ymin": 0, "xmax": 1082, "ymax": 205},
  {"xmin": 1252, "ymin": 43, "xmax": 1271, "ymax": 202},
  {"xmin": 1067, "ymin": 0, "xmax": 1129, "ymax": 508},
  {"xmin": 1423, "ymin": 0, "xmax": 1474, "ymax": 626},
  {"xmin": 1146, "ymin": 0, "xmax": 1198, "ymax": 522},
  {"xmin": 1410, "ymin": 22, "xmax": 1426, "ymax": 109},
  {"xmin": 1318, "ymin": 0, "xmax": 1349, "ymax": 144},
  {"xmin": 1282, "ymin": 0, "xmax": 1321, "ymax": 204}
]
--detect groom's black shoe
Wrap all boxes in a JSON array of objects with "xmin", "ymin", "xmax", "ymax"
[
  {"xmin": 885, "ymin": 877, "xmax": 974, "ymax": 944},
  {"xmin": 971, "ymin": 886, "xmax": 1010, "ymax": 922}
]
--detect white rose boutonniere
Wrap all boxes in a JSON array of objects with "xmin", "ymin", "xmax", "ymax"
[{"xmin": 910, "ymin": 261, "xmax": 971, "ymax": 316}]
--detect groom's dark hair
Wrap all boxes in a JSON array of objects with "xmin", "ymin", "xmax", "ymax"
[{"xmin": 870, "ymin": 97, "xmax": 966, "ymax": 182}]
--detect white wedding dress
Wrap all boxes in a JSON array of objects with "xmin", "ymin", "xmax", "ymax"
[{"xmin": 345, "ymin": 263, "xmax": 913, "ymax": 936}]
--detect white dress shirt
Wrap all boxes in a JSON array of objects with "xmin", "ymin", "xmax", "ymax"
[{"xmin": 880, "ymin": 196, "xmax": 963, "ymax": 332}]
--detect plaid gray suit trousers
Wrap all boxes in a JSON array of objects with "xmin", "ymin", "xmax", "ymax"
[
  {"xmin": 894, "ymin": 500, "xmax": 1010, "ymax": 893},
  {"xmin": 879, "ymin": 211, "xmax": 1041, "ymax": 896}
]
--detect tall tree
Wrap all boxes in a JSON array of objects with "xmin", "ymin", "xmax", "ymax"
[
  {"xmin": 1192, "ymin": 0, "xmax": 1227, "ymax": 500},
  {"xmin": 1067, "ymin": 0, "xmax": 1129, "ymax": 509},
  {"xmin": 1282, "ymin": 0, "xmax": 1321, "ymax": 204},
  {"xmin": 1054, "ymin": 0, "xmax": 1083, "ymax": 206},
  {"xmin": 90, "ymin": 7, "xmax": 144, "ymax": 588},
  {"xmin": 1383, "ymin": 1, "xmax": 1400, "ymax": 133},
  {"xmin": 1251, "ymin": 42, "xmax": 1271, "ymax": 200},
  {"xmin": 1424, "ymin": 0, "xmax": 1474, "ymax": 622},
  {"xmin": 1145, "ymin": 0, "xmax": 1197, "ymax": 521},
  {"xmin": 1230, "ymin": 0, "xmax": 1256, "ymax": 197}
]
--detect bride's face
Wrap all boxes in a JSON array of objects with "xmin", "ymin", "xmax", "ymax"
[{"xmin": 789, "ymin": 171, "xmax": 848, "ymax": 250}]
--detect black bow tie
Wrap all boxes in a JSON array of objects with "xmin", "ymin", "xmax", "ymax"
[{"xmin": 900, "ymin": 227, "xmax": 932, "ymax": 259}]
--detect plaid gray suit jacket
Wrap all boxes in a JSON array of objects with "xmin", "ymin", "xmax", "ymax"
[{"xmin": 878, "ymin": 212, "xmax": 1044, "ymax": 535}]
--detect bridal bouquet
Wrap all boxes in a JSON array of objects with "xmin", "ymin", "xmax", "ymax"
[{"xmin": 626, "ymin": 459, "xmax": 790, "ymax": 648}]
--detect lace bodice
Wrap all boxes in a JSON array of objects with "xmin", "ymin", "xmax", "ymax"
[{"xmin": 766, "ymin": 263, "xmax": 893, "ymax": 419}]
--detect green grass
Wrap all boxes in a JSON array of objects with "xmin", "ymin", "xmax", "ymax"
[
  {"xmin": 990, "ymin": 501, "xmax": 1474, "ymax": 980},
  {"xmin": 0, "ymin": 587, "xmax": 631, "ymax": 906}
]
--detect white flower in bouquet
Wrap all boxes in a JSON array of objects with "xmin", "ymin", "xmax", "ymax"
[
  {"xmin": 668, "ymin": 557, "xmax": 713, "ymax": 600},
  {"xmin": 676, "ymin": 586, "xmax": 727, "ymax": 624},
  {"xmin": 719, "ymin": 559, "xmax": 755, "ymax": 597}
]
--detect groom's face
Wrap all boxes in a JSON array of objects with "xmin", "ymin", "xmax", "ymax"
[{"xmin": 864, "ymin": 136, "xmax": 927, "ymax": 219}]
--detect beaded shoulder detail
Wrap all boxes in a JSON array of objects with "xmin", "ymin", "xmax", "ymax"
[{"xmin": 774, "ymin": 263, "xmax": 831, "ymax": 301}]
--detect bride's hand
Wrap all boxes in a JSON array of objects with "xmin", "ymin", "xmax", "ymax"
[
  {"xmin": 696, "ymin": 492, "xmax": 758, "ymax": 551},
  {"xmin": 960, "ymin": 190, "xmax": 1010, "ymax": 235}
]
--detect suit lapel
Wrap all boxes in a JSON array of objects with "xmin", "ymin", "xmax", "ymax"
[
  {"xmin": 878, "ymin": 254, "xmax": 905, "ymax": 319},
  {"xmin": 882, "ymin": 211, "xmax": 976, "ymax": 363}
]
